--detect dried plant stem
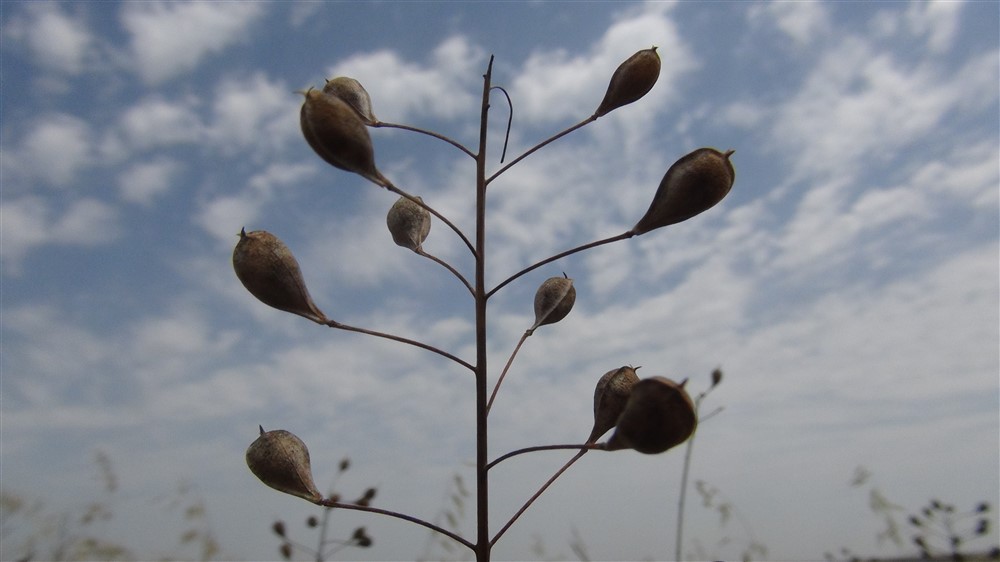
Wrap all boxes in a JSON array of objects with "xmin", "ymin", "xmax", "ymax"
[
  {"xmin": 491, "ymin": 448, "xmax": 588, "ymax": 546},
  {"xmin": 485, "ymin": 330, "xmax": 530, "ymax": 414},
  {"xmin": 325, "ymin": 320, "xmax": 474, "ymax": 372},
  {"xmin": 386, "ymin": 184, "xmax": 476, "ymax": 257},
  {"xmin": 485, "ymin": 115, "xmax": 597, "ymax": 186},
  {"xmin": 487, "ymin": 231, "xmax": 634, "ymax": 299},
  {"xmin": 375, "ymin": 121, "xmax": 476, "ymax": 159},
  {"xmin": 315, "ymin": 502, "xmax": 333, "ymax": 561},
  {"xmin": 473, "ymin": 56, "xmax": 495, "ymax": 562},
  {"xmin": 675, "ymin": 423, "xmax": 695, "ymax": 562},
  {"xmin": 416, "ymin": 248, "xmax": 474, "ymax": 295},
  {"xmin": 487, "ymin": 443, "xmax": 599, "ymax": 471},
  {"xmin": 316, "ymin": 499, "xmax": 474, "ymax": 551},
  {"xmin": 675, "ymin": 392, "xmax": 720, "ymax": 561}
]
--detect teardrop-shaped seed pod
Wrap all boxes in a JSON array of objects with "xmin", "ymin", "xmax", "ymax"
[
  {"xmin": 246, "ymin": 426, "xmax": 323, "ymax": 503},
  {"xmin": 530, "ymin": 274, "xmax": 576, "ymax": 332},
  {"xmin": 587, "ymin": 366, "xmax": 641, "ymax": 443},
  {"xmin": 323, "ymin": 76, "xmax": 379, "ymax": 126},
  {"xmin": 233, "ymin": 228, "xmax": 328, "ymax": 324},
  {"xmin": 711, "ymin": 367, "xmax": 723, "ymax": 388},
  {"xmin": 631, "ymin": 148, "xmax": 735, "ymax": 235},
  {"xmin": 594, "ymin": 47, "xmax": 661, "ymax": 118},
  {"xmin": 604, "ymin": 376, "xmax": 697, "ymax": 454},
  {"xmin": 386, "ymin": 196, "xmax": 431, "ymax": 251},
  {"xmin": 300, "ymin": 88, "xmax": 390, "ymax": 188}
]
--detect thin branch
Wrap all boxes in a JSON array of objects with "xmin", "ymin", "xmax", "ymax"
[
  {"xmin": 375, "ymin": 121, "xmax": 476, "ymax": 159},
  {"xmin": 491, "ymin": 449, "xmax": 588, "ymax": 546},
  {"xmin": 316, "ymin": 499, "xmax": 474, "ymax": 552},
  {"xmin": 676, "ymin": 387, "xmax": 721, "ymax": 561},
  {"xmin": 325, "ymin": 320, "xmax": 474, "ymax": 372},
  {"xmin": 485, "ymin": 330, "xmax": 529, "ymax": 415},
  {"xmin": 489, "ymin": 86, "xmax": 513, "ymax": 163},
  {"xmin": 487, "ymin": 231, "xmax": 634, "ymax": 299},
  {"xmin": 386, "ymin": 183, "xmax": 476, "ymax": 257},
  {"xmin": 487, "ymin": 443, "xmax": 599, "ymax": 471},
  {"xmin": 485, "ymin": 115, "xmax": 597, "ymax": 186},
  {"xmin": 416, "ymin": 248, "xmax": 474, "ymax": 296}
]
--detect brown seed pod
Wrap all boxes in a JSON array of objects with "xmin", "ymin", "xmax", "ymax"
[
  {"xmin": 323, "ymin": 76, "xmax": 378, "ymax": 126},
  {"xmin": 246, "ymin": 426, "xmax": 323, "ymax": 503},
  {"xmin": 594, "ymin": 47, "xmax": 661, "ymax": 118},
  {"xmin": 587, "ymin": 366, "xmax": 641, "ymax": 443},
  {"xmin": 386, "ymin": 195, "xmax": 431, "ymax": 251},
  {"xmin": 631, "ymin": 148, "xmax": 735, "ymax": 235},
  {"xmin": 711, "ymin": 367, "xmax": 723, "ymax": 388},
  {"xmin": 530, "ymin": 274, "xmax": 576, "ymax": 333},
  {"xmin": 604, "ymin": 376, "xmax": 697, "ymax": 454},
  {"xmin": 232, "ymin": 228, "xmax": 328, "ymax": 324},
  {"xmin": 300, "ymin": 88, "xmax": 390, "ymax": 188}
]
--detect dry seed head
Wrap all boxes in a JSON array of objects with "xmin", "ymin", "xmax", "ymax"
[
  {"xmin": 604, "ymin": 376, "xmax": 697, "ymax": 454},
  {"xmin": 323, "ymin": 76, "xmax": 378, "ymax": 125},
  {"xmin": 632, "ymin": 148, "xmax": 735, "ymax": 235},
  {"xmin": 587, "ymin": 366, "xmax": 641, "ymax": 443},
  {"xmin": 300, "ymin": 88, "xmax": 390, "ymax": 188},
  {"xmin": 386, "ymin": 196, "xmax": 431, "ymax": 251},
  {"xmin": 232, "ymin": 229, "xmax": 328, "ymax": 324},
  {"xmin": 594, "ymin": 47, "xmax": 661, "ymax": 118},
  {"xmin": 246, "ymin": 427, "xmax": 323, "ymax": 503},
  {"xmin": 530, "ymin": 274, "xmax": 576, "ymax": 332}
]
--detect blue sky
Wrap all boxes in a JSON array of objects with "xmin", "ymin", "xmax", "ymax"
[{"xmin": 1, "ymin": 1, "xmax": 998, "ymax": 560}]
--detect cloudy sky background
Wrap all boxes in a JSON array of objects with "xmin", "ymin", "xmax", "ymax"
[{"xmin": 2, "ymin": 1, "xmax": 998, "ymax": 560}]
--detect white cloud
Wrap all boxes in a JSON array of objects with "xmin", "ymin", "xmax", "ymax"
[
  {"xmin": 0, "ymin": 197, "xmax": 119, "ymax": 276},
  {"xmin": 748, "ymin": 1, "xmax": 830, "ymax": 47},
  {"xmin": 208, "ymin": 72, "xmax": 301, "ymax": 155},
  {"xmin": 770, "ymin": 35, "xmax": 996, "ymax": 183},
  {"xmin": 118, "ymin": 96, "xmax": 204, "ymax": 150},
  {"xmin": 130, "ymin": 309, "xmax": 241, "ymax": 386},
  {"xmin": 1, "ymin": 304, "xmax": 115, "ymax": 407},
  {"xmin": 7, "ymin": 113, "xmax": 92, "ymax": 188},
  {"xmin": 288, "ymin": 1, "xmax": 323, "ymax": 28},
  {"xmin": 3, "ymin": 3, "xmax": 93, "ymax": 74},
  {"xmin": 915, "ymin": 139, "xmax": 999, "ymax": 209},
  {"xmin": 904, "ymin": 0, "xmax": 965, "ymax": 53},
  {"xmin": 196, "ymin": 161, "xmax": 318, "ymax": 246},
  {"xmin": 328, "ymin": 36, "xmax": 485, "ymax": 122},
  {"xmin": 120, "ymin": 1, "xmax": 267, "ymax": 84},
  {"xmin": 0, "ymin": 197, "xmax": 50, "ymax": 273},
  {"xmin": 117, "ymin": 158, "xmax": 180, "ymax": 205},
  {"xmin": 54, "ymin": 199, "xmax": 120, "ymax": 243}
]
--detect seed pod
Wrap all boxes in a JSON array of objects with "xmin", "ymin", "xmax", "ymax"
[
  {"xmin": 355, "ymin": 487, "xmax": 377, "ymax": 507},
  {"xmin": 594, "ymin": 47, "xmax": 661, "ymax": 118},
  {"xmin": 352, "ymin": 527, "xmax": 373, "ymax": 548},
  {"xmin": 631, "ymin": 148, "xmax": 735, "ymax": 235},
  {"xmin": 300, "ymin": 87, "xmax": 390, "ymax": 188},
  {"xmin": 530, "ymin": 274, "xmax": 576, "ymax": 333},
  {"xmin": 711, "ymin": 367, "xmax": 723, "ymax": 388},
  {"xmin": 587, "ymin": 366, "xmax": 640, "ymax": 443},
  {"xmin": 233, "ymin": 229, "xmax": 328, "ymax": 324},
  {"xmin": 386, "ymin": 196, "xmax": 431, "ymax": 251},
  {"xmin": 323, "ymin": 76, "xmax": 378, "ymax": 125},
  {"xmin": 246, "ymin": 426, "xmax": 323, "ymax": 503},
  {"xmin": 604, "ymin": 376, "xmax": 697, "ymax": 454}
]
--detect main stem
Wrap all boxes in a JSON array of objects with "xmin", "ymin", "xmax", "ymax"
[{"xmin": 474, "ymin": 56, "xmax": 495, "ymax": 562}]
